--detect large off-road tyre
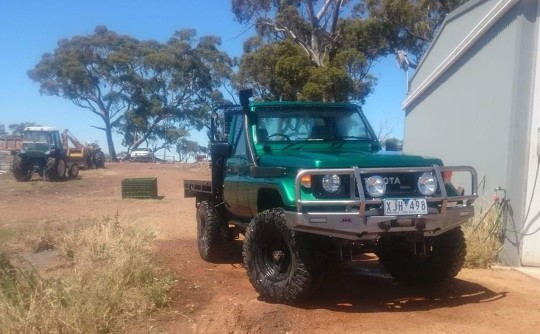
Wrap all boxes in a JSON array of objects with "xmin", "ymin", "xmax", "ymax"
[
  {"xmin": 197, "ymin": 201, "xmax": 229, "ymax": 262},
  {"xmin": 68, "ymin": 163, "xmax": 79, "ymax": 178},
  {"xmin": 378, "ymin": 227, "xmax": 466, "ymax": 286},
  {"xmin": 45, "ymin": 157, "xmax": 66, "ymax": 181},
  {"xmin": 94, "ymin": 151, "xmax": 105, "ymax": 168},
  {"xmin": 12, "ymin": 155, "xmax": 31, "ymax": 182},
  {"xmin": 243, "ymin": 208, "xmax": 325, "ymax": 303}
]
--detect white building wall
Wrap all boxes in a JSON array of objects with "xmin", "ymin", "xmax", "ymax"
[
  {"xmin": 410, "ymin": 0, "xmax": 499, "ymax": 93},
  {"xmin": 521, "ymin": 100, "xmax": 540, "ymax": 266},
  {"xmin": 404, "ymin": 5, "xmax": 521, "ymax": 198},
  {"xmin": 403, "ymin": 0, "xmax": 539, "ymax": 266},
  {"xmin": 521, "ymin": 9, "xmax": 540, "ymax": 265}
]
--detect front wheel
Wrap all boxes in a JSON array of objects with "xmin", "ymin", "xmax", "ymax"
[
  {"xmin": 378, "ymin": 227, "xmax": 466, "ymax": 285},
  {"xmin": 243, "ymin": 209, "xmax": 324, "ymax": 303},
  {"xmin": 12, "ymin": 155, "xmax": 31, "ymax": 181}
]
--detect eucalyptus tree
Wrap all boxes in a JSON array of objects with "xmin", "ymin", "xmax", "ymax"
[
  {"xmin": 363, "ymin": 0, "xmax": 469, "ymax": 62},
  {"xmin": 28, "ymin": 26, "xmax": 142, "ymax": 161},
  {"xmin": 117, "ymin": 30, "xmax": 234, "ymax": 154},
  {"xmin": 176, "ymin": 138, "xmax": 208, "ymax": 163},
  {"xmin": 29, "ymin": 26, "xmax": 233, "ymax": 159},
  {"xmin": 232, "ymin": 0, "xmax": 389, "ymax": 101},
  {"xmin": 232, "ymin": 0, "xmax": 468, "ymax": 102},
  {"xmin": 233, "ymin": 0, "xmax": 347, "ymax": 67}
]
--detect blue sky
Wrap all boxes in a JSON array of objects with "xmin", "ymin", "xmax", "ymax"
[{"xmin": 0, "ymin": 0, "xmax": 408, "ymax": 155}]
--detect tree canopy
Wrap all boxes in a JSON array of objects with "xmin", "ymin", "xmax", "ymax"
[
  {"xmin": 0, "ymin": 123, "xmax": 41, "ymax": 138},
  {"xmin": 364, "ymin": 0, "xmax": 468, "ymax": 62},
  {"xmin": 233, "ymin": 0, "xmax": 467, "ymax": 102},
  {"xmin": 28, "ymin": 26, "xmax": 233, "ymax": 160},
  {"xmin": 8, "ymin": 122, "xmax": 41, "ymax": 136},
  {"xmin": 28, "ymin": 26, "xmax": 142, "ymax": 161},
  {"xmin": 233, "ymin": 0, "xmax": 385, "ymax": 102},
  {"xmin": 176, "ymin": 138, "xmax": 209, "ymax": 163},
  {"xmin": 116, "ymin": 30, "xmax": 233, "ymax": 154}
]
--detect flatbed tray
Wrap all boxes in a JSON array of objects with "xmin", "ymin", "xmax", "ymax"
[{"xmin": 184, "ymin": 179, "xmax": 212, "ymax": 197}]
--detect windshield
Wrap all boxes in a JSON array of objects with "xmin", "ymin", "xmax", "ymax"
[
  {"xmin": 22, "ymin": 131, "xmax": 50, "ymax": 151},
  {"xmin": 23, "ymin": 131, "xmax": 48, "ymax": 143},
  {"xmin": 256, "ymin": 106, "xmax": 373, "ymax": 143}
]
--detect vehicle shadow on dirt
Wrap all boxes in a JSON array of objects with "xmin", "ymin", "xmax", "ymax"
[
  {"xmin": 161, "ymin": 239, "xmax": 507, "ymax": 314},
  {"xmin": 295, "ymin": 260, "xmax": 508, "ymax": 313}
]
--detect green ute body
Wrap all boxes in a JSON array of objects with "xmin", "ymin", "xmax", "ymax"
[{"xmin": 223, "ymin": 101, "xmax": 444, "ymax": 214}]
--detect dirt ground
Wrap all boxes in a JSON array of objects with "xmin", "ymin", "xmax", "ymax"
[{"xmin": 1, "ymin": 162, "xmax": 540, "ymax": 334}]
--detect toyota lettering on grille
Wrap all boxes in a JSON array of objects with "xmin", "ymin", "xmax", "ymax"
[{"xmin": 383, "ymin": 177, "xmax": 401, "ymax": 185}]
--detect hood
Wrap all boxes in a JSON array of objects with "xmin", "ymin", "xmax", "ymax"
[{"xmin": 258, "ymin": 149, "xmax": 442, "ymax": 169}]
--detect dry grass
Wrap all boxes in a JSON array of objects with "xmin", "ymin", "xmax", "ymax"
[
  {"xmin": 463, "ymin": 201, "xmax": 504, "ymax": 269},
  {"xmin": 0, "ymin": 215, "xmax": 174, "ymax": 334}
]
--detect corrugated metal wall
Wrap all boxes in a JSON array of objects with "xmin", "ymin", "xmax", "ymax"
[{"xmin": 403, "ymin": 0, "xmax": 539, "ymax": 266}]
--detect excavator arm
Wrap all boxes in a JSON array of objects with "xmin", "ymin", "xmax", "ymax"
[{"xmin": 61, "ymin": 129, "xmax": 84, "ymax": 149}]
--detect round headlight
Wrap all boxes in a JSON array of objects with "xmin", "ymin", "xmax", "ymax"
[
  {"xmin": 322, "ymin": 174, "xmax": 341, "ymax": 193},
  {"xmin": 418, "ymin": 173, "xmax": 437, "ymax": 195},
  {"xmin": 366, "ymin": 176, "xmax": 386, "ymax": 197}
]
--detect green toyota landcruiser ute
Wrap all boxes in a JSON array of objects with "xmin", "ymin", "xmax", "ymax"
[{"xmin": 184, "ymin": 90, "xmax": 478, "ymax": 303}]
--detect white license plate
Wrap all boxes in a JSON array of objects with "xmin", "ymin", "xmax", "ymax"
[{"xmin": 384, "ymin": 198, "xmax": 428, "ymax": 216}]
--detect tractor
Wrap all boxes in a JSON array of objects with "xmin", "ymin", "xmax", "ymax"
[{"xmin": 11, "ymin": 126, "xmax": 78, "ymax": 181}]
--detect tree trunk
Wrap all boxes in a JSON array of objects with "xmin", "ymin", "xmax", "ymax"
[{"xmin": 104, "ymin": 119, "xmax": 117, "ymax": 162}]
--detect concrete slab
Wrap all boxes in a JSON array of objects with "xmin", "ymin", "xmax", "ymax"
[
  {"xmin": 516, "ymin": 267, "xmax": 540, "ymax": 281},
  {"xmin": 492, "ymin": 265, "xmax": 540, "ymax": 281}
]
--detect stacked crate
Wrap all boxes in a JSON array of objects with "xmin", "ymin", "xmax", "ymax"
[{"xmin": 121, "ymin": 177, "xmax": 158, "ymax": 199}]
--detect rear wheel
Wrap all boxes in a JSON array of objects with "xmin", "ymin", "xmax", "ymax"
[
  {"xmin": 46, "ymin": 157, "xmax": 66, "ymax": 181},
  {"xmin": 197, "ymin": 201, "xmax": 229, "ymax": 262},
  {"xmin": 68, "ymin": 163, "xmax": 79, "ymax": 178},
  {"xmin": 12, "ymin": 156, "xmax": 31, "ymax": 181},
  {"xmin": 378, "ymin": 227, "xmax": 466, "ymax": 285},
  {"xmin": 243, "ymin": 209, "xmax": 325, "ymax": 303},
  {"xmin": 94, "ymin": 151, "xmax": 105, "ymax": 168}
]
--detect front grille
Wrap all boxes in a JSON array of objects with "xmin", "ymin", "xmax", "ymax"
[{"xmin": 359, "ymin": 173, "xmax": 423, "ymax": 198}]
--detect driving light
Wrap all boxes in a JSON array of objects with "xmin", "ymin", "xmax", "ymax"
[
  {"xmin": 322, "ymin": 174, "xmax": 341, "ymax": 193},
  {"xmin": 418, "ymin": 173, "xmax": 437, "ymax": 195},
  {"xmin": 366, "ymin": 176, "xmax": 386, "ymax": 197}
]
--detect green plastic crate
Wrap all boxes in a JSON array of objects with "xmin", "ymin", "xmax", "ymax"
[{"xmin": 121, "ymin": 177, "xmax": 158, "ymax": 199}]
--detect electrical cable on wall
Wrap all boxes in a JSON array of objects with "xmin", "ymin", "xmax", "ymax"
[{"xmin": 501, "ymin": 147, "xmax": 540, "ymax": 237}]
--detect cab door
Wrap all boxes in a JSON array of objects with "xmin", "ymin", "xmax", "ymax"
[{"xmin": 224, "ymin": 115, "xmax": 252, "ymax": 218}]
